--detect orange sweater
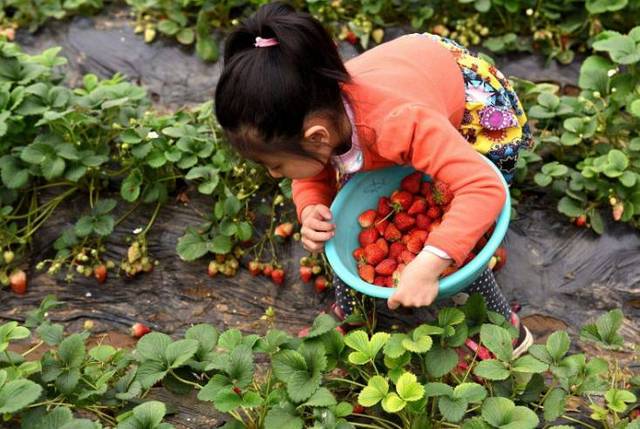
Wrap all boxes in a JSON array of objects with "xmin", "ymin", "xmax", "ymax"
[{"xmin": 292, "ymin": 35, "xmax": 506, "ymax": 266}]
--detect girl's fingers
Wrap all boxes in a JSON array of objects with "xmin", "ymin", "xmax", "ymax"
[
  {"xmin": 306, "ymin": 218, "xmax": 335, "ymax": 232},
  {"xmin": 387, "ymin": 294, "xmax": 401, "ymax": 310},
  {"xmin": 302, "ymin": 238, "xmax": 323, "ymax": 252},
  {"xmin": 316, "ymin": 205, "xmax": 333, "ymax": 221},
  {"xmin": 301, "ymin": 225, "xmax": 334, "ymax": 242}
]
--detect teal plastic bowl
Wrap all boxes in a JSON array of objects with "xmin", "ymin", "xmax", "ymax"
[{"xmin": 325, "ymin": 158, "xmax": 511, "ymax": 299}]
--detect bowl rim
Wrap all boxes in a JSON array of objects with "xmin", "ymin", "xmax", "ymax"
[{"xmin": 325, "ymin": 156, "xmax": 511, "ymax": 299}]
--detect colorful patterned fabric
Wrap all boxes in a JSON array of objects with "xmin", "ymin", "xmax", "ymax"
[{"xmin": 419, "ymin": 33, "xmax": 533, "ymax": 183}]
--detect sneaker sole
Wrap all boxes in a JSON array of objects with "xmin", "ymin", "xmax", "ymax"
[{"xmin": 512, "ymin": 326, "xmax": 533, "ymax": 359}]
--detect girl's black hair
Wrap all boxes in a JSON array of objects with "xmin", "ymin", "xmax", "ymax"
[{"xmin": 215, "ymin": 2, "xmax": 350, "ymax": 160}]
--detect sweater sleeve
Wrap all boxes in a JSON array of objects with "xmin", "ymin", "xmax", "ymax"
[
  {"xmin": 291, "ymin": 164, "xmax": 338, "ymax": 221},
  {"xmin": 374, "ymin": 104, "xmax": 506, "ymax": 266}
]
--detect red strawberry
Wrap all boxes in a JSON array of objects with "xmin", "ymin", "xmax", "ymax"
[
  {"xmin": 421, "ymin": 182, "xmax": 434, "ymax": 202},
  {"xmin": 249, "ymin": 260, "xmax": 262, "ymax": 276},
  {"xmin": 377, "ymin": 197, "xmax": 392, "ymax": 217},
  {"xmin": 358, "ymin": 227, "xmax": 378, "ymax": 247},
  {"xmin": 426, "ymin": 206, "xmax": 441, "ymax": 220},
  {"xmin": 335, "ymin": 326, "xmax": 347, "ymax": 336},
  {"xmin": 396, "ymin": 263, "xmax": 406, "ymax": 273},
  {"xmin": 271, "ymin": 269, "xmax": 285, "ymax": 285},
  {"xmin": 375, "ymin": 238, "xmax": 389, "ymax": 256},
  {"xmin": 493, "ymin": 247, "xmax": 507, "ymax": 271},
  {"xmin": 390, "ymin": 190, "xmax": 413, "ymax": 211},
  {"xmin": 94, "ymin": 264, "xmax": 107, "ymax": 284},
  {"xmin": 358, "ymin": 264, "xmax": 375, "ymax": 283},
  {"xmin": 400, "ymin": 250, "xmax": 416, "ymax": 264},
  {"xmin": 274, "ymin": 222, "xmax": 294, "ymax": 238},
  {"xmin": 389, "ymin": 242, "xmax": 406, "ymax": 260},
  {"xmin": 232, "ymin": 386, "xmax": 242, "ymax": 395},
  {"xmin": 410, "ymin": 229, "xmax": 429, "ymax": 243},
  {"xmin": 400, "ymin": 171, "xmax": 423, "ymax": 194},
  {"xmin": 299, "ymin": 266, "xmax": 313, "ymax": 283},
  {"xmin": 384, "ymin": 276, "xmax": 394, "ymax": 287},
  {"xmin": 297, "ymin": 327, "xmax": 310, "ymax": 338},
  {"xmin": 358, "ymin": 209, "xmax": 377, "ymax": 228},
  {"xmin": 352, "ymin": 247, "xmax": 365, "ymax": 263},
  {"xmin": 353, "ymin": 404, "xmax": 365, "ymax": 414},
  {"xmin": 375, "ymin": 219, "xmax": 389, "ymax": 235},
  {"xmin": 262, "ymin": 264, "xmax": 273, "ymax": 277},
  {"xmin": 9, "ymin": 270, "xmax": 26, "ymax": 295},
  {"xmin": 416, "ymin": 213, "xmax": 431, "ymax": 230},
  {"xmin": 384, "ymin": 223, "xmax": 401, "ymax": 242},
  {"xmin": 314, "ymin": 275, "xmax": 328, "ymax": 293},
  {"xmin": 406, "ymin": 237, "xmax": 423, "ymax": 254},
  {"xmin": 130, "ymin": 322, "xmax": 151, "ymax": 338},
  {"xmin": 373, "ymin": 276, "xmax": 386, "ymax": 286},
  {"xmin": 408, "ymin": 198, "xmax": 428, "ymax": 215},
  {"xmin": 345, "ymin": 31, "xmax": 358, "ymax": 45},
  {"xmin": 394, "ymin": 212, "xmax": 416, "ymax": 231},
  {"xmin": 375, "ymin": 258, "xmax": 397, "ymax": 275},
  {"xmin": 575, "ymin": 214, "xmax": 587, "ymax": 227},
  {"xmin": 433, "ymin": 182, "xmax": 454, "ymax": 206},
  {"xmin": 364, "ymin": 243, "xmax": 386, "ymax": 266}
]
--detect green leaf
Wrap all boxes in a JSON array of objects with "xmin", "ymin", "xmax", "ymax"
[
  {"xmin": 306, "ymin": 314, "xmax": 337, "ymax": 338},
  {"xmin": 58, "ymin": 334, "xmax": 85, "ymax": 367},
  {"xmin": 588, "ymin": 208, "xmax": 604, "ymax": 235},
  {"xmin": 93, "ymin": 199, "xmax": 117, "ymax": 215},
  {"xmin": 136, "ymin": 332, "xmax": 172, "ymax": 361},
  {"xmin": 185, "ymin": 324, "xmax": 218, "ymax": 359},
  {"xmin": 121, "ymin": 169, "xmax": 143, "ymax": 202},
  {"xmin": 395, "ymin": 372, "xmax": 424, "ymax": 402},
  {"xmin": 209, "ymin": 234, "xmax": 232, "ymax": 254},
  {"xmin": 605, "ymin": 388, "xmax": 636, "ymax": 413},
  {"xmin": 586, "ymin": 0, "xmax": 628, "ymax": 14},
  {"xmin": 303, "ymin": 387, "xmax": 337, "ymax": 407},
  {"xmin": 176, "ymin": 229, "xmax": 209, "ymax": 261},
  {"xmin": 481, "ymin": 397, "xmax": 514, "ymax": 427},
  {"xmin": 425, "ymin": 346, "xmax": 458, "ymax": 378},
  {"xmin": 383, "ymin": 334, "xmax": 408, "ymax": 359},
  {"xmin": 453, "ymin": 383, "xmax": 486, "ymax": 403},
  {"xmin": 272, "ymin": 350, "xmax": 307, "ymax": 382},
  {"xmin": 157, "ymin": 20, "xmax": 180, "ymax": 35},
  {"xmin": 358, "ymin": 375, "xmax": 388, "ymax": 407},
  {"xmin": 593, "ymin": 34, "xmax": 640, "ymax": 64},
  {"xmin": 177, "ymin": 28, "xmax": 195, "ymax": 45},
  {"xmin": 166, "ymin": 339, "xmax": 199, "ymax": 368},
  {"xmin": 119, "ymin": 401, "xmax": 167, "ymax": 429},
  {"xmin": 136, "ymin": 360, "xmax": 168, "ymax": 388},
  {"xmin": 439, "ymin": 396, "xmax": 468, "ymax": 422},
  {"xmin": 579, "ymin": 56, "xmax": 613, "ymax": 92},
  {"xmin": 438, "ymin": 308, "xmax": 465, "ymax": 326},
  {"xmin": 544, "ymin": 388, "xmax": 566, "ymax": 422},
  {"xmin": 264, "ymin": 405, "xmax": 303, "ymax": 429},
  {"xmin": 381, "ymin": 392, "xmax": 406, "ymax": 413},
  {"xmin": 607, "ymin": 149, "xmax": 629, "ymax": 171},
  {"xmin": 0, "ymin": 379, "xmax": 42, "ymax": 413},
  {"xmin": 89, "ymin": 345, "xmax": 117, "ymax": 362},
  {"xmin": 512, "ymin": 355, "xmax": 548, "ymax": 373},
  {"xmin": 480, "ymin": 324, "xmax": 513, "ymax": 362},
  {"xmin": 546, "ymin": 331, "xmax": 570, "ymax": 362},
  {"xmin": 474, "ymin": 359, "xmax": 510, "ymax": 380},
  {"xmin": 401, "ymin": 332, "xmax": 432, "ymax": 354},
  {"xmin": 557, "ymin": 196, "xmax": 584, "ymax": 218}
]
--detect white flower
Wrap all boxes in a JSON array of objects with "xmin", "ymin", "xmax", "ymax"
[
  {"xmin": 526, "ymin": 8, "xmax": 534, "ymax": 16},
  {"xmin": 607, "ymin": 68, "xmax": 618, "ymax": 77},
  {"xmin": 147, "ymin": 131, "xmax": 159, "ymax": 139},
  {"xmin": 133, "ymin": 227, "xmax": 143, "ymax": 234}
]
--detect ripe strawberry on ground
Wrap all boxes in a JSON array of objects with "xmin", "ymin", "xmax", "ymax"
[
  {"xmin": 575, "ymin": 214, "xmax": 587, "ymax": 227},
  {"xmin": 390, "ymin": 190, "xmax": 413, "ymax": 211},
  {"xmin": 426, "ymin": 206, "xmax": 441, "ymax": 220},
  {"xmin": 299, "ymin": 266, "xmax": 313, "ymax": 283},
  {"xmin": 358, "ymin": 264, "xmax": 375, "ymax": 283},
  {"xmin": 406, "ymin": 237, "xmax": 423, "ymax": 254},
  {"xmin": 384, "ymin": 223, "xmax": 402, "ymax": 242},
  {"xmin": 377, "ymin": 196, "xmax": 392, "ymax": 217},
  {"xmin": 375, "ymin": 258, "xmax": 397, "ymax": 275},
  {"xmin": 131, "ymin": 322, "xmax": 151, "ymax": 338},
  {"xmin": 389, "ymin": 242, "xmax": 406, "ymax": 259},
  {"xmin": 271, "ymin": 269, "xmax": 285, "ymax": 285},
  {"xmin": 249, "ymin": 260, "xmax": 262, "ymax": 276},
  {"xmin": 314, "ymin": 275, "xmax": 328, "ymax": 293},
  {"xmin": 274, "ymin": 222, "xmax": 294, "ymax": 238},
  {"xmin": 9, "ymin": 270, "xmax": 26, "ymax": 295},
  {"xmin": 352, "ymin": 247, "xmax": 365, "ymax": 263},
  {"xmin": 353, "ymin": 404, "xmax": 365, "ymax": 414},
  {"xmin": 363, "ymin": 243, "xmax": 386, "ymax": 266},
  {"xmin": 400, "ymin": 250, "xmax": 416, "ymax": 264},
  {"xmin": 400, "ymin": 171, "xmax": 422, "ymax": 194},
  {"xmin": 394, "ymin": 212, "xmax": 416, "ymax": 231},
  {"xmin": 408, "ymin": 198, "xmax": 428, "ymax": 215},
  {"xmin": 358, "ymin": 209, "xmax": 377, "ymax": 228},
  {"xmin": 374, "ymin": 218, "xmax": 389, "ymax": 235},
  {"xmin": 358, "ymin": 227, "xmax": 378, "ymax": 247},
  {"xmin": 416, "ymin": 213, "xmax": 431, "ymax": 230},
  {"xmin": 94, "ymin": 264, "xmax": 107, "ymax": 284}
]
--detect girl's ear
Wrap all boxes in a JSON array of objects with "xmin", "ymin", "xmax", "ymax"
[{"xmin": 303, "ymin": 125, "xmax": 330, "ymax": 144}]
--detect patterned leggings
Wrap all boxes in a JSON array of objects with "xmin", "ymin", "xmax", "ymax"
[{"xmin": 334, "ymin": 267, "xmax": 511, "ymax": 320}]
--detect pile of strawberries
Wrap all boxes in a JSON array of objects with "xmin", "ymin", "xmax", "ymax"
[
  {"xmin": 299, "ymin": 255, "xmax": 330, "ymax": 293},
  {"xmin": 353, "ymin": 171, "xmax": 456, "ymax": 287}
]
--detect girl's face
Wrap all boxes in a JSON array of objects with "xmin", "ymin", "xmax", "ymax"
[{"xmin": 261, "ymin": 152, "xmax": 328, "ymax": 179}]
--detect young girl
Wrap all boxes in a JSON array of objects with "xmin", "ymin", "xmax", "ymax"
[{"xmin": 215, "ymin": 3, "xmax": 533, "ymax": 355}]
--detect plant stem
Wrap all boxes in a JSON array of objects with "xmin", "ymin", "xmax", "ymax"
[
  {"xmin": 327, "ymin": 377, "xmax": 366, "ymax": 388},
  {"xmin": 141, "ymin": 200, "xmax": 162, "ymax": 236},
  {"xmin": 21, "ymin": 340, "xmax": 43, "ymax": 357},
  {"xmin": 168, "ymin": 369, "xmax": 202, "ymax": 390}
]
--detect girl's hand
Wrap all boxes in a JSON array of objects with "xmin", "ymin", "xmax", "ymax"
[
  {"xmin": 387, "ymin": 251, "xmax": 451, "ymax": 310},
  {"xmin": 300, "ymin": 204, "xmax": 335, "ymax": 252}
]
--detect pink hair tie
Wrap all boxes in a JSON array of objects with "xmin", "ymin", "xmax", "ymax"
[{"xmin": 254, "ymin": 36, "xmax": 279, "ymax": 48}]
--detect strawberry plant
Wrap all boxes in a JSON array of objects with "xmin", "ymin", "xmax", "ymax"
[
  {"xmin": 0, "ymin": 0, "xmax": 103, "ymax": 32},
  {"xmin": 518, "ymin": 25, "xmax": 640, "ymax": 233}
]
